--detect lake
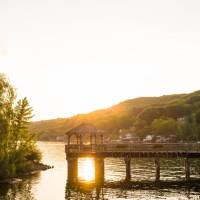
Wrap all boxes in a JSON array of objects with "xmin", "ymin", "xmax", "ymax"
[{"xmin": 0, "ymin": 142, "xmax": 200, "ymax": 200}]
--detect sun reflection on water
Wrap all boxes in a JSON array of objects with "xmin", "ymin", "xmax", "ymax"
[{"xmin": 78, "ymin": 158, "xmax": 95, "ymax": 182}]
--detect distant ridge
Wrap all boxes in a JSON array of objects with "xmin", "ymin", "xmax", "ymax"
[{"xmin": 30, "ymin": 90, "xmax": 200, "ymax": 141}]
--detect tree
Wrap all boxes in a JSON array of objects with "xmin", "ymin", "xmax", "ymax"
[
  {"xmin": 187, "ymin": 95, "xmax": 200, "ymax": 104},
  {"xmin": 165, "ymin": 104, "xmax": 191, "ymax": 119},
  {"xmin": 151, "ymin": 118, "xmax": 178, "ymax": 136},
  {"xmin": 0, "ymin": 74, "xmax": 41, "ymax": 179},
  {"xmin": 137, "ymin": 107, "xmax": 166, "ymax": 125},
  {"xmin": 195, "ymin": 110, "xmax": 200, "ymax": 124}
]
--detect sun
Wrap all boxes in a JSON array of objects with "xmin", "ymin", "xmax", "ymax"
[{"xmin": 78, "ymin": 158, "xmax": 95, "ymax": 181}]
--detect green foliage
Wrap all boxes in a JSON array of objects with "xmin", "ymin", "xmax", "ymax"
[
  {"xmin": 137, "ymin": 107, "xmax": 166, "ymax": 124},
  {"xmin": 195, "ymin": 110, "xmax": 200, "ymax": 124},
  {"xmin": 187, "ymin": 95, "xmax": 200, "ymax": 104},
  {"xmin": 178, "ymin": 114, "xmax": 200, "ymax": 141},
  {"xmin": 151, "ymin": 118, "xmax": 178, "ymax": 136},
  {"xmin": 0, "ymin": 74, "xmax": 41, "ymax": 179},
  {"xmin": 25, "ymin": 147, "xmax": 42, "ymax": 163},
  {"xmin": 165, "ymin": 104, "xmax": 191, "ymax": 119}
]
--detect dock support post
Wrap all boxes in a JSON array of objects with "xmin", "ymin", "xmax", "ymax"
[
  {"xmin": 95, "ymin": 157, "xmax": 104, "ymax": 185},
  {"xmin": 155, "ymin": 158, "xmax": 160, "ymax": 182},
  {"xmin": 185, "ymin": 158, "xmax": 190, "ymax": 182},
  {"xmin": 125, "ymin": 157, "xmax": 131, "ymax": 182},
  {"xmin": 67, "ymin": 157, "xmax": 78, "ymax": 185}
]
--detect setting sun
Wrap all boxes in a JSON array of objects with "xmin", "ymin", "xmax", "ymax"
[{"xmin": 78, "ymin": 158, "xmax": 95, "ymax": 182}]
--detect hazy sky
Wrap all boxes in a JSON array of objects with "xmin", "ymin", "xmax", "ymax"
[{"xmin": 0, "ymin": 0, "xmax": 200, "ymax": 120}]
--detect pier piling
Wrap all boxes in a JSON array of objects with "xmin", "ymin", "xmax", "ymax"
[
  {"xmin": 155, "ymin": 158, "xmax": 160, "ymax": 182},
  {"xmin": 185, "ymin": 158, "xmax": 190, "ymax": 181},
  {"xmin": 67, "ymin": 158, "xmax": 78, "ymax": 185},
  {"xmin": 95, "ymin": 158, "xmax": 104, "ymax": 185},
  {"xmin": 125, "ymin": 157, "xmax": 131, "ymax": 182}
]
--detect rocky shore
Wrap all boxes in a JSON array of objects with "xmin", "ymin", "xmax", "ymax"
[{"xmin": 0, "ymin": 163, "xmax": 53, "ymax": 184}]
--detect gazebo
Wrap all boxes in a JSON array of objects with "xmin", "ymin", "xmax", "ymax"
[
  {"xmin": 65, "ymin": 123, "xmax": 105, "ymax": 185},
  {"xmin": 65, "ymin": 123, "xmax": 105, "ymax": 146}
]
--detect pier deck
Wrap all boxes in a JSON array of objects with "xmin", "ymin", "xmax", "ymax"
[{"xmin": 65, "ymin": 143, "xmax": 200, "ymax": 184}]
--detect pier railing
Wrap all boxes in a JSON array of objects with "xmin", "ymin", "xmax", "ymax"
[{"xmin": 65, "ymin": 143, "xmax": 200, "ymax": 154}]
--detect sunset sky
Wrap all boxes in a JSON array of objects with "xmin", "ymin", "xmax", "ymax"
[{"xmin": 0, "ymin": 0, "xmax": 200, "ymax": 120}]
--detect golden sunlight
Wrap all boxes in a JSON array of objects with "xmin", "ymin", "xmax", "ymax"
[{"xmin": 78, "ymin": 158, "xmax": 95, "ymax": 182}]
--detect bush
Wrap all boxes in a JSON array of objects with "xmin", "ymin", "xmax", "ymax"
[{"xmin": 26, "ymin": 148, "xmax": 42, "ymax": 163}]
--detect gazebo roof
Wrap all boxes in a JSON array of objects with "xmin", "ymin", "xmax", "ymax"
[{"xmin": 66, "ymin": 123, "xmax": 105, "ymax": 136}]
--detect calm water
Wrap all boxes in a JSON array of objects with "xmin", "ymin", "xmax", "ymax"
[{"xmin": 0, "ymin": 142, "xmax": 200, "ymax": 200}]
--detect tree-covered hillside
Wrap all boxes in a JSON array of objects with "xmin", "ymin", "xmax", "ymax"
[{"xmin": 30, "ymin": 91, "xmax": 200, "ymax": 141}]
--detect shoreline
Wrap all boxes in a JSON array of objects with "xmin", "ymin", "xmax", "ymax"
[{"xmin": 0, "ymin": 163, "xmax": 53, "ymax": 184}]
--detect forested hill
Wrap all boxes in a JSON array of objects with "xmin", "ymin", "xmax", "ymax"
[{"xmin": 30, "ymin": 91, "xmax": 200, "ymax": 141}]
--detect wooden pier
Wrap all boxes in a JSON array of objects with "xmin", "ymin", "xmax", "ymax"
[{"xmin": 65, "ymin": 124, "xmax": 200, "ymax": 185}]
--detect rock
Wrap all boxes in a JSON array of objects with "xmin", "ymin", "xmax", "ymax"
[
  {"xmin": 0, "ymin": 178, "xmax": 23, "ymax": 184},
  {"xmin": 9, "ymin": 178, "xmax": 23, "ymax": 184}
]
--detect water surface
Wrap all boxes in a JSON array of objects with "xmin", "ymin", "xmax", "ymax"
[{"xmin": 0, "ymin": 142, "xmax": 200, "ymax": 200}]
